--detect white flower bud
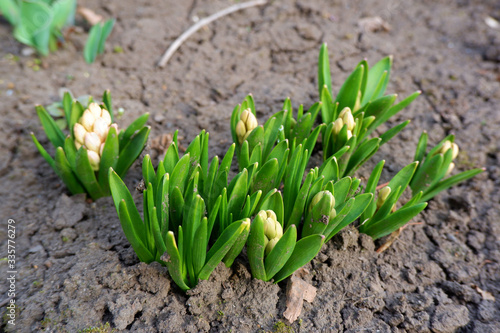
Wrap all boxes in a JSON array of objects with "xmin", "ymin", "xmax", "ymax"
[
  {"xmin": 333, "ymin": 118, "xmax": 343, "ymax": 135},
  {"xmin": 87, "ymin": 150, "xmax": 101, "ymax": 171},
  {"xmin": 376, "ymin": 186, "xmax": 391, "ymax": 209},
  {"xmin": 445, "ymin": 162, "xmax": 455, "ymax": 177},
  {"xmin": 100, "ymin": 142, "xmax": 105, "ymax": 156},
  {"xmin": 275, "ymin": 222, "xmax": 283, "ymax": 238},
  {"xmin": 93, "ymin": 118, "xmax": 109, "ymax": 142},
  {"xmin": 451, "ymin": 143, "xmax": 459, "ymax": 160},
  {"xmin": 101, "ymin": 109, "xmax": 112, "ymax": 126},
  {"xmin": 84, "ymin": 132, "xmax": 101, "ymax": 154},
  {"xmin": 245, "ymin": 112, "xmax": 258, "ymax": 132},
  {"xmin": 88, "ymin": 103, "xmax": 102, "ymax": 118},
  {"xmin": 264, "ymin": 217, "xmax": 277, "ymax": 239},
  {"xmin": 346, "ymin": 130, "xmax": 353, "ymax": 140},
  {"xmin": 240, "ymin": 109, "xmax": 250, "ymax": 123},
  {"xmin": 266, "ymin": 210, "xmax": 277, "ymax": 222},
  {"xmin": 265, "ymin": 237, "xmax": 279, "ymax": 256},
  {"xmin": 342, "ymin": 109, "xmax": 355, "ymax": 131},
  {"xmin": 80, "ymin": 110, "xmax": 96, "ymax": 132},
  {"xmin": 236, "ymin": 120, "xmax": 247, "ymax": 144},
  {"xmin": 257, "ymin": 210, "xmax": 268, "ymax": 222},
  {"xmin": 75, "ymin": 141, "xmax": 82, "ymax": 150},
  {"xmin": 73, "ymin": 123, "xmax": 87, "ymax": 145},
  {"xmin": 439, "ymin": 140, "xmax": 452, "ymax": 155},
  {"xmin": 338, "ymin": 107, "xmax": 350, "ymax": 119}
]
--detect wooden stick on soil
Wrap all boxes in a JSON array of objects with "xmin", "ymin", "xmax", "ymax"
[{"xmin": 157, "ymin": 0, "xmax": 268, "ymax": 68}]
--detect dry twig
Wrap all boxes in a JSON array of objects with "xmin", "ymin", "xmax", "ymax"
[{"xmin": 157, "ymin": 0, "xmax": 267, "ymax": 67}]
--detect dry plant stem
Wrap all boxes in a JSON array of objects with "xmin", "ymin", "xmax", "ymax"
[{"xmin": 157, "ymin": 0, "xmax": 268, "ymax": 67}]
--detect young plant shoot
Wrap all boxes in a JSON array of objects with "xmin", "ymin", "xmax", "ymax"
[{"xmin": 31, "ymin": 90, "xmax": 150, "ymax": 200}]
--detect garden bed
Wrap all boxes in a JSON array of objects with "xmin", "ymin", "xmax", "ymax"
[{"xmin": 0, "ymin": 0, "xmax": 499, "ymax": 331}]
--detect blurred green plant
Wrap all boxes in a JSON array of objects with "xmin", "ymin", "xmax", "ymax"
[
  {"xmin": 0, "ymin": 0, "xmax": 76, "ymax": 55},
  {"xmin": 84, "ymin": 18, "xmax": 115, "ymax": 63},
  {"xmin": 318, "ymin": 43, "xmax": 420, "ymax": 177},
  {"xmin": 31, "ymin": 90, "xmax": 150, "ymax": 200}
]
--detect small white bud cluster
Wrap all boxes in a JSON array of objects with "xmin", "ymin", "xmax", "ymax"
[
  {"xmin": 257, "ymin": 210, "xmax": 283, "ymax": 256},
  {"xmin": 437, "ymin": 140, "xmax": 459, "ymax": 177},
  {"xmin": 236, "ymin": 109, "xmax": 258, "ymax": 144},
  {"xmin": 73, "ymin": 103, "xmax": 118, "ymax": 171},
  {"xmin": 332, "ymin": 107, "xmax": 356, "ymax": 140}
]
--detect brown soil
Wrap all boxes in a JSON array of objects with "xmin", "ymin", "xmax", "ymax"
[{"xmin": 1, "ymin": 0, "xmax": 499, "ymax": 332}]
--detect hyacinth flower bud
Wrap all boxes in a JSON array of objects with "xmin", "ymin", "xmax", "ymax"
[
  {"xmin": 346, "ymin": 130, "xmax": 353, "ymax": 140},
  {"xmin": 332, "ymin": 118, "xmax": 344, "ymax": 136},
  {"xmin": 264, "ymin": 217, "xmax": 277, "ymax": 239},
  {"xmin": 236, "ymin": 120, "xmax": 247, "ymax": 144},
  {"xmin": 445, "ymin": 162, "xmax": 455, "ymax": 177},
  {"xmin": 376, "ymin": 186, "xmax": 391, "ymax": 209},
  {"xmin": 265, "ymin": 237, "xmax": 279, "ymax": 256},
  {"xmin": 80, "ymin": 109, "xmax": 96, "ymax": 132},
  {"xmin": 342, "ymin": 108, "xmax": 355, "ymax": 131},
  {"xmin": 101, "ymin": 109, "xmax": 112, "ymax": 126},
  {"xmin": 310, "ymin": 191, "xmax": 335, "ymax": 212},
  {"xmin": 84, "ymin": 132, "xmax": 101, "ymax": 153},
  {"xmin": 87, "ymin": 150, "xmax": 101, "ymax": 171},
  {"xmin": 100, "ymin": 142, "xmax": 105, "ymax": 156},
  {"xmin": 236, "ymin": 108, "xmax": 258, "ymax": 144},
  {"xmin": 439, "ymin": 140, "xmax": 452, "ymax": 155},
  {"xmin": 93, "ymin": 118, "xmax": 109, "ymax": 141},
  {"xmin": 338, "ymin": 107, "xmax": 350, "ymax": 119},
  {"xmin": 451, "ymin": 143, "xmax": 459, "ymax": 160},
  {"xmin": 88, "ymin": 102, "xmax": 102, "ymax": 118},
  {"xmin": 73, "ymin": 123, "xmax": 87, "ymax": 145}
]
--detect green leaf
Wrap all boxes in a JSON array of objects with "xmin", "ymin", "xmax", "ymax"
[
  {"xmin": 335, "ymin": 64, "xmax": 364, "ymax": 111},
  {"xmin": 273, "ymin": 234, "xmax": 325, "ymax": 283},
  {"xmin": 227, "ymin": 169, "xmax": 248, "ymax": 220},
  {"xmin": 69, "ymin": 101, "xmax": 84, "ymax": 133},
  {"xmin": 0, "ymin": 0, "xmax": 20, "ymax": 26},
  {"xmin": 265, "ymin": 225, "xmax": 297, "ymax": 281},
  {"xmin": 164, "ymin": 231, "xmax": 190, "ymax": 291},
  {"xmin": 118, "ymin": 200, "xmax": 155, "ymax": 263},
  {"xmin": 31, "ymin": 133, "xmax": 56, "ymax": 172},
  {"xmin": 35, "ymin": 105, "xmax": 65, "ymax": 149},
  {"xmin": 163, "ymin": 142, "xmax": 179, "ymax": 174},
  {"xmin": 420, "ymin": 168, "xmax": 484, "ymax": 202},
  {"xmin": 345, "ymin": 138, "xmax": 381, "ymax": 176},
  {"xmin": 54, "ymin": 147, "xmax": 85, "ymax": 195},
  {"xmin": 332, "ymin": 176, "xmax": 352, "ymax": 205},
  {"xmin": 102, "ymin": 90, "xmax": 114, "ymax": 121},
  {"xmin": 115, "ymin": 126, "xmax": 150, "ymax": 177},
  {"xmin": 119, "ymin": 113, "xmax": 150, "ymax": 152},
  {"xmin": 109, "ymin": 168, "xmax": 147, "ymax": 241},
  {"xmin": 223, "ymin": 219, "xmax": 250, "ymax": 267},
  {"xmin": 247, "ymin": 214, "xmax": 267, "ymax": 280},
  {"xmin": 286, "ymin": 169, "xmax": 315, "ymax": 228},
  {"xmin": 97, "ymin": 126, "xmax": 119, "ymax": 193},
  {"xmin": 75, "ymin": 148, "xmax": 104, "ymax": 199},
  {"xmin": 414, "ymin": 131, "xmax": 428, "ymax": 164},
  {"xmin": 362, "ymin": 56, "xmax": 392, "ymax": 105},
  {"xmin": 151, "ymin": 206, "xmax": 166, "ymax": 257},
  {"xmin": 63, "ymin": 136, "xmax": 77, "ymax": 169},
  {"xmin": 84, "ymin": 22, "xmax": 102, "ymax": 63},
  {"xmin": 327, "ymin": 193, "xmax": 373, "ymax": 240},
  {"xmin": 98, "ymin": 18, "xmax": 115, "ymax": 54},
  {"xmin": 362, "ymin": 202, "xmax": 428, "ymax": 240},
  {"xmin": 251, "ymin": 158, "xmax": 279, "ymax": 195},
  {"xmin": 199, "ymin": 220, "xmax": 249, "ymax": 281},
  {"xmin": 323, "ymin": 197, "xmax": 354, "ymax": 240},
  {"xmin": 387, "ymin": 162, "xmax": 419, "ymax": 199},
  {"xmin": 302, "ymin": 193, "xmax": 334, "ymax": 238},
  {"xmin": 318, "ymin": 43, "xmax": 332, "ymax": 96},
  {"xmin": 192, "ymin": 218, "xmax": 208, "ymax": 278},
  {"xmin": 379, "ymin": 120, "xmax": 410, "ymax": 145}
]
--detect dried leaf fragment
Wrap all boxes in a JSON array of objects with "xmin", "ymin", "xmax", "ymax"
[
  {"xmin": 472, "ymin": 284, "xmax": 495, "ymax": 301},
  {"xmin": 283, "ymin": 269, "xmax": 317, "ymax": 323},
  {"xmin": 358, "ymin": 16, "xmax": 391, "ymax": 33},
  {"xmin": 78, "ymin": 7, "xmax": 103, "ymax": 26}
]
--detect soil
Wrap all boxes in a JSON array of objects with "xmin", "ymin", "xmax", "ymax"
[{"xmin": 1, "ymin": 0, "xmax": 499, "ymax": 332}]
